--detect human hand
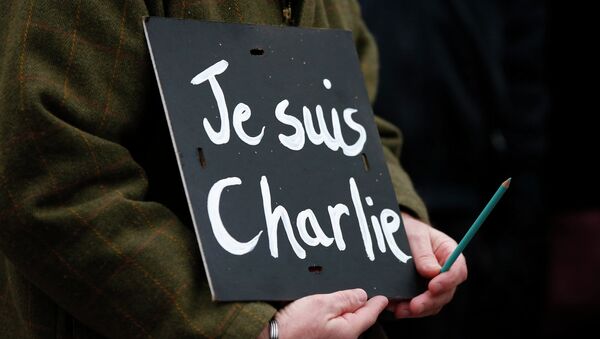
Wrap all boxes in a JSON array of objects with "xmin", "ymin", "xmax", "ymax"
[
  {"xmin": 388, "ymin": 213, "xmax": 468, "ymax": 318},
  {"xmin": 258, "ymin": 289, "xmax": 388, "ymax": 339}
]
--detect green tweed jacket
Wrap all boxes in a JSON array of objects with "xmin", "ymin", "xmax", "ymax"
[{"xmin": 0, "ymin": 1, "xmax": 428, "ymax": 338}]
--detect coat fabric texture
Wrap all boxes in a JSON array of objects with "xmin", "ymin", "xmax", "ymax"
[{"xmin": 0, "ymin": 1, "xmax": 428, "ymax": 337}]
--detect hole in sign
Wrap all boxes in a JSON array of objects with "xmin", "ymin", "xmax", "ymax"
[
  {"xmin": 197, "ymin": 148, "xmax": 207, "ymax": 168},
  {"xmin": 361, "ymin": 153, "xmax": 370, "ymax": 172},
  {"xmin": 250, "ymin": 48, "xmax": 264, "ymax": 56},
  {"xmin": 308, "ymin": 265, "xmax": 323, "ymax": 274}
]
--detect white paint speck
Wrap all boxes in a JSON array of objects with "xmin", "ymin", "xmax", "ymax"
[{"xmin": 323, "ymin": 78, "xmax": 332, "ymax": 89}]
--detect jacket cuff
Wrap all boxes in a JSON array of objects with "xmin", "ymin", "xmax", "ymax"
[{"xmin": 222, "ymin": 302, "xmax": 276, "ymax": 339}]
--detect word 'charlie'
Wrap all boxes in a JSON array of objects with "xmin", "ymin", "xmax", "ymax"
[{"xmin": 207, "ymin": 175, "xmax": 412, "ymax": 263}]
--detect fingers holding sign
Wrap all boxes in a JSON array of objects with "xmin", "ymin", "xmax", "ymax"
[
  {"xmin": 257, "ymin": 212, "xmax": 469, "ymax": 339},
  {"xmin": 269, "ymin": 289, "xmax": 388, "ymax": 339},
  {"xmin": 389, "ymin": 213, "xmax": 468, "ymax": 318}
]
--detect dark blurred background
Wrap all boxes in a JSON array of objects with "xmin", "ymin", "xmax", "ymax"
[{"xmin": 359, "ymin": 0, "xmax": 599, "ymax": 338}]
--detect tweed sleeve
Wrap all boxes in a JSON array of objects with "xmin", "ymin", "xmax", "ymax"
[
  {"xmin": 349, "ymin": 0, "xmax": 430, "ymax": 223},
  {"xmin": 0, "ymin": 1, "xmax": 274, "ymax": 338}
]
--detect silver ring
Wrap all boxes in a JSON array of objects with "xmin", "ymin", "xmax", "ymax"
[{"xmin": 269, "ymin": 318, "xmax": 279, "ymax": 339}]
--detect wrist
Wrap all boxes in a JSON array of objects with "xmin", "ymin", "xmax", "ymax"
[{"xmin": 258, "ymin": 325, "xmax": 269, "ymax": 339}]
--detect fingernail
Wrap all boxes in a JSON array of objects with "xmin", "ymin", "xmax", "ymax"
[{"xmin": 428, "ymin": 264, "xmax": 440, "ymax": 272}]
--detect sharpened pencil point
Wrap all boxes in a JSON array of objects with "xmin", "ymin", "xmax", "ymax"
[{"xmin": 440, "ymin": 178, "xmax": 510, "ymax": 273}]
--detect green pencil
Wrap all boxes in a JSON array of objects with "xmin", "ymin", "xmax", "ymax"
[{"xmin": 440, "ymin": 178, "xmax": 511, "ymax": 273}]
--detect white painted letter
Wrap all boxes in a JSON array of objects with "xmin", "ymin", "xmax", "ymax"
[
  {"xmin": 370, "ymin": 215, "xmax": 387, "ymax": 253},
  {"xmin": 207, "ymin": 177, "xmax": 262, "ymax": 255},
  {"xmin": 380, "ymin": 209, "xmax": 412, "ymax": 263},
  {"xmin": 304, "ymin": 105, "xmax": 339, "ymax": 151},
  {"xmin": 261, "ymin": 176, "xmax": 306, "ymax": 259},
  {"xmin": 349, "ymin": 177, "xmax": 374, "ymax": 261},
  {"xmin": 328, "ymin": 204, "xmax": 350, "ymax": 251},
  {"xmin": 232, "ymin": 103, "xmax": 264, "ymax": 146},
  {"xmin": 275, "ymin": 100, "xmax": 305, "ymax": 151},
  {"xmin": 191, "ymin": 60, "xmax": 230, "ymax": 145},
  {"xmin": 296, "ymin": 209, "xmax": 334, "ymax": 247},
  {"xmin": 342, "ymin": 108, "xmax": 367, "ymax": 156}
]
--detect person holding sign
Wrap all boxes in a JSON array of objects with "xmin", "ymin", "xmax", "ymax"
[
  {"xmin": 0, "ymin": 1, "xmax": 467, "ymax": 338},
  {"xmin": 255, "ymin": 211, "xmax": 467, "ymax": 338}
]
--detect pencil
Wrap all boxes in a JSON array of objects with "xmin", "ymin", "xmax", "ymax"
[{"xmin": 440, "ymin": 178, "xmax": 511, "ymax": 273}]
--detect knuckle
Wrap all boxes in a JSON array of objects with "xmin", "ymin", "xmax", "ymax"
[
  {"xmin": 342, "ymin": 290, "xmax": 359, "ymax": 306},
  {"xmin": 439, "ymin": 239, "xmax": 457, "ymax": 251}
]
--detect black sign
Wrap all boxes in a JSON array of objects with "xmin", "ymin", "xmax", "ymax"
[{"xmin": 144, "ymin": 17, "xmax": 422, "ymax": 301}]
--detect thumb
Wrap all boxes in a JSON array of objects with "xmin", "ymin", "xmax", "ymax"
[
  {"xmin": 326, "ymin": 288, "xmax": 368, "ymax": 315},
  {"xmin": 349, "ymin": 296, "xmax": 389, "ymax": 333}
]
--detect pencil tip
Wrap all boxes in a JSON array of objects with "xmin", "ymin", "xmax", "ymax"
[{"xmin": 502, "ymin": 178, "xmax": 511, "ymax": 188}]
